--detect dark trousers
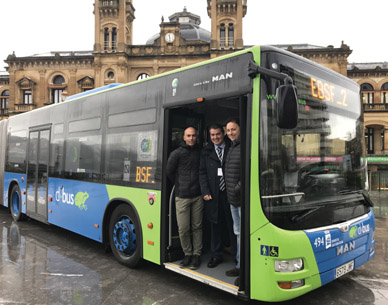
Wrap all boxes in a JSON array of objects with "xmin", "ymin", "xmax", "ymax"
[{"xmin": 210, "ymin": 190, "xmax": 237, "ymax": 259}]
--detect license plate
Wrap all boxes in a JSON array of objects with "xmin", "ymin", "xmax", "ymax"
[{"xmin": 335, "ymin": 261, "xmax": 354, "ymax": 278}]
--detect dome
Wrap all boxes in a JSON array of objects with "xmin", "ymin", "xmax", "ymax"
[
  {"xmin": 146, "ymin": 23, "xmax": 210, "ymax": 45},
  {"xmin": 146, "ymin": 7, "xmax": 211, "ymax": 45}
]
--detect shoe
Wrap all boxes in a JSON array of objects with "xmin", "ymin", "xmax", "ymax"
[
  {"xmin": 226, "ymin": 267, "xmax": 240, "ymax": 277},
  {"xmin": 207, "ymin": 256, "xmax": 223, "ymax": 268},
  {"xmin": 180, "ymin": 255, "xmax": 192, "ymax": 267},
  {"xmin": 234, "ymin": 276, "xmax": 240, "ymax": 286},
  {"xmin": 189, "ymin": 255, "xmax": 201, "ymax": 270}
]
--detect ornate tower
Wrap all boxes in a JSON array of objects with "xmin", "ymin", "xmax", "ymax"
[
  {"xmin": 94, "ymin": 0, "xmax": 135, "ymax": 53},
  {"xmin": 207, "ymin": 0, "xmax": 247, "ymax": 50}
]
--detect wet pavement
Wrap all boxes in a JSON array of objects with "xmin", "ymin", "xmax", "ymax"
[{"xmin": 0, "ymin": 192, "xmax": 387, "ymax": 305}]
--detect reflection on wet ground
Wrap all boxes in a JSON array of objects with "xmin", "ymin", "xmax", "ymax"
[
  {"xmin": 370, "ymin": 190, "xmax": 388, "ymax": 218},
  {"xmin": 0, "ymin": 194, "xmax": 387, "ymax": 305}
]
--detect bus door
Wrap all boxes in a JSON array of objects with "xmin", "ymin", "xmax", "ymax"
[
  {"xmin": 26, "ymin": 127, "xmax": 51, "ymax": 222},
  {"xmin": 162, "ymin": 108, "xmax": 204, "ymax": 262},
  {"xmin": 0, "ymin": 119, "xmax": 8, "ymax": 206}
]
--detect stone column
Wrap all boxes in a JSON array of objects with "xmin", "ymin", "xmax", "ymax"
[
  {"xmin": 384, "ymin": 128, "xmax": 388, "ymax": 153},
  {"xmin": 374, "ymin": 128, "xmax": 382, "ymax": 154},
  {"xmin": 38, "ymin": 70, "xmax": 46, "ymax": 107},
  {"xmin": 235, "ymin": 0, "xmax": 244, "ymax": 49},
  {"xmin": 68, "ymin": 69, "xmax": 77, "ymax": 96}
]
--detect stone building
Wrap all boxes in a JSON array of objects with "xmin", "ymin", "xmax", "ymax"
[
  {"xmin": 348, "ymin": 63, "xmax": 388, "ymax": 188},
  {"xmin": 0, "ymin": 0, "xmax": 247, "ymax": 120},
  {"xmin": 0, "ymin": 0, "xmax": 387, "ymax": 187}
]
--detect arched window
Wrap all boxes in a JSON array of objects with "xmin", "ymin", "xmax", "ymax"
[
  {"xmin": 104, "ymin": 28, "xmax": 109, "ymax": 51},
  {"xmin": 53, "ymin": 75, "xmax": 65, "ymax": 85},
  {"xmin": 361, "ymin": 83, "xmax": 374, "ymax": 104},
  {"xmin": 52, "ymin": 75, "xmax": 66, "ymax": 104},
  {"xmin": 137, "ymin": 73, "xmax": 150, "ymax": 80},
  {"xmin": 228, "ymin": 23, "xmax": 234, "ymax": 47},
  {"xmin": 381, "ymin": 83, "xmax": 388, "ymax": 103},
  {"xmin": 107, "ymin": 71, "xmax": 115, "ymax": 80},
  {"xmin": 220, "ymin": 24, "xmax": 226, "ymax": 48},
  {"xmin": 112, "ymin": 28, "xmax": 117, "ymax": 51},
  {"xmin": 1, "ymin": 90, "xmax": 9, "ymax": 110}
]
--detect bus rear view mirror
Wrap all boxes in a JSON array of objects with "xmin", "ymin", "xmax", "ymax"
[{"xmin": 277, "ymin": 84, "xmax": 298, "ymax": 129}]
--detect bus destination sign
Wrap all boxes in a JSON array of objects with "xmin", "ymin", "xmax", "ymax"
[{"xmin": 310, "ymin": 77, "xmax": 349, "ymax": 108}]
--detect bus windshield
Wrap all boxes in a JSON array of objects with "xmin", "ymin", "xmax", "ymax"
[{"xmin": 259, "ymin": 51, "xmax": 370, "ymax": 230}]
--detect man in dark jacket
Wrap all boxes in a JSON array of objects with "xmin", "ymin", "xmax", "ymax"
[
  {"xmin": 199, "ymin": 124, "xmax": 236, "ymax": 269},
  {"xmin": 167, "ymin": 126, "xmax": 203, "ymax": 270},
  {"xmin": 224, "ymin": 119, "xmax": 241, "ymax": 286}
]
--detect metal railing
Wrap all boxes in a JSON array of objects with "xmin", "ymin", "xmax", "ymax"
[{"xmin": 363, "ymin": 103, "xmax": 388, "ymax": 111}]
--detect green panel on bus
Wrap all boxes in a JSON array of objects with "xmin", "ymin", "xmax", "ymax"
[{"xmin": 106, "ymin": 185, "xmax": 161, "ymax": 265}]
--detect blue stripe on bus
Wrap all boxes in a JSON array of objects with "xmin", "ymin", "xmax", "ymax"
[
  {"xmin": 304, "ymin": 210, "xmax": 375, "ymax": 285},
  {"xmin": 47, "ymin": 178, "xmax": 109, "ymax": 242},
  {"xmin": 65, "ymin": 83, "xmax": 122, "ymax": 101}
]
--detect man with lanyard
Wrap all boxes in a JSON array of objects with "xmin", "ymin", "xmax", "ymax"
[{"xmin": 199, "ymin": 123, "xmax": 236, "ymax": 269}]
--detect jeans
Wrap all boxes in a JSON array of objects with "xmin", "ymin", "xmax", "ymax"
[{"xmin": 230, "ymin": 205, "xmax": 241, "ymax": 269}]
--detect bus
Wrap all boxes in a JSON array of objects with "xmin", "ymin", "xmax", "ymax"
[{"xmin": 0, "ymin": 46, "xmax": 375, "ymax": 302}]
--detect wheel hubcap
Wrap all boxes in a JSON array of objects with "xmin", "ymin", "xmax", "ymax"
[{"xmin": 113, "ymin": 217, "xmax": 136, "ymax": 255}]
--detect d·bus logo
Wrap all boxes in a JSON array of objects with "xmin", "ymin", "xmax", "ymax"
[
  {"xmin": 349, "ymin": 223, "xmax": 370, "ymax": 239},
  {"xmin": 55, "ymin": 187, "xmax": 89, "ymax": 211}
]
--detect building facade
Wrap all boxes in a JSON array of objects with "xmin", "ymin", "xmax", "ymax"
[
  {"xmin": 0, "ymin": 0, "xmax": 247, "ymax": 120},
  {"xmin": 0, "ymin": 0, "xmax": 387, "ymax": 188},
  {"xmin": 348, "ymin": 63, "xmax": 388, "ymax": 189}
]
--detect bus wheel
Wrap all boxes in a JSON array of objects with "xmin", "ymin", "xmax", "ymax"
[
  {"xmin": 10, "ymin": 185, "xmax": 23, "ymax": 222},
  {"xmin": 109, "ymin": 204, "xmax": 142, "ymax": 268}
]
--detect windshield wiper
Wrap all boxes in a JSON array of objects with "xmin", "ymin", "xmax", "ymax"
[
  {"xmin": 337, "ymin": 190, "xmax": 374, "ymax": 207},
  {"xmin": 290, "ymin": 199, "xmax": 351, "ymax": 223},
  {"xmin": 291, "ymin": 206, "xmax": 324, "ymax": 223}
]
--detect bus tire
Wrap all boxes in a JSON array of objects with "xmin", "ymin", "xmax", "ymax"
[
  {"xmin": 109, "ymin": 204, "xmax": 142, "ymax": 268},
  {"xmin": 10, "ymin": 184, "xmax": 23, "ymax": 222}
]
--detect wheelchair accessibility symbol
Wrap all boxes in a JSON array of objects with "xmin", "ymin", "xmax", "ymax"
[{"xmin": 261, "ymin": 245, "xmax": 279, "ymax": 257}]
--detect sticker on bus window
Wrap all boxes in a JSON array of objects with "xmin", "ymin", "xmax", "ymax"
[
  {"xmin": 137, "ymin": 131, "xmax": 157, "ymax": 162},
  {"xmin": 123, "ymin": 160, "xmax": 130, "ymax": 182}
]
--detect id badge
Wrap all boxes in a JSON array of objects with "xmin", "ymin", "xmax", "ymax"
[{"xmin": 218, "ymin": 168, "xmax": 223, "ymax": 176}]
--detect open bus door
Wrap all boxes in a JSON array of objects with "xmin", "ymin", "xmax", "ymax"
[
  {"xmin": 162, "ymin": 108, "xmax": 204, "ymax": 262},
  {"xmin": 161, "ymin": 96, "xmax": 249, "ymax": 297}
]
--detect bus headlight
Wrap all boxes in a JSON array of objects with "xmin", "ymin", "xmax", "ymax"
[{"xmin": 275, "ymin": 259, "xmax": 304, "ymax": 272}]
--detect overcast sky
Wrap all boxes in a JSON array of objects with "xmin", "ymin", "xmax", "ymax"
[{"xmin": 1, "ymin": 0, "xmax": 387, "ymax": 72}]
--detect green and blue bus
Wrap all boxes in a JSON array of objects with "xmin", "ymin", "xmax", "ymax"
[{"xmin": 0, "ymin": 46, "xmax": 375, "ymax": 302}]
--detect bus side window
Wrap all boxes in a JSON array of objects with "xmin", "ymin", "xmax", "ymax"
[
  {"xmin": 50, "ymin": 124, "xmax": 65, "ymax": 177},
  {"xmin": 105, "ymin": 130, "xmax": 159, "ymax": 187},
  {"xmin": 64, "ymin": 135, "xmax": 102, "ymax": 181},
  {"xmin": 105, "ymin": 132, "xmax": 137, "ymax": 184},
  {"xmin": 5, "ymin": 130, "xmax": 27, "ymax": 174}
]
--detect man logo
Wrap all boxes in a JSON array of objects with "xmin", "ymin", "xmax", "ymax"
[
  {"xmin": 337, "ymin": 241, "xmax": 355, "ymax": 256},
  {"xmin": 212, "ymin": 72, "xmax": 233, "ymax": 82}
]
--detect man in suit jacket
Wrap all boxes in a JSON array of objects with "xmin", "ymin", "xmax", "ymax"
[{"xmin": 199, "ymin": 123, "xmax": 236, "ymax": 268}]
